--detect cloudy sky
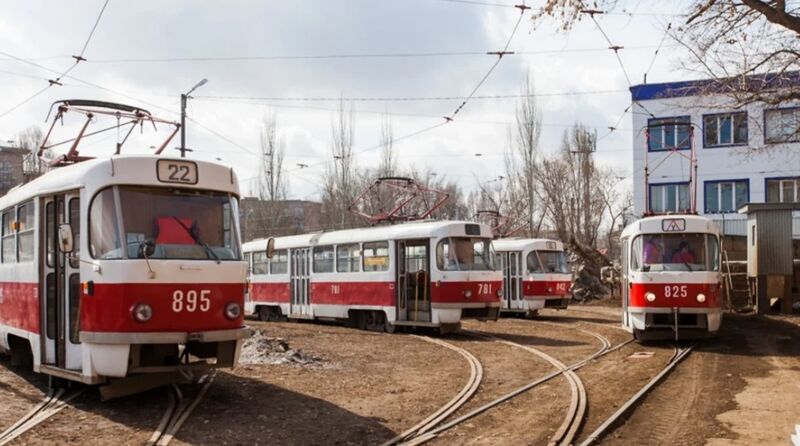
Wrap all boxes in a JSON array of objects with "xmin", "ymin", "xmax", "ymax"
[{"xmin": 0, "ymin": 0, "xmax": 691, "ymax": 200}]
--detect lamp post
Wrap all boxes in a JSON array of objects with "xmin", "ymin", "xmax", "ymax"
[{"xmin": 180, "ymin": 78, "xmax": 208, "ymax": 158}]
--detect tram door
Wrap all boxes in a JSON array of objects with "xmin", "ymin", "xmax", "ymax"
[
  {"xmin": 41, "ymin": 192, "xmax": 82, "ymax": 371},
  {"xmin": 396, "ymin": 240, "xmax": 430, "ymax": 322},
  {"xmin": 499, "ymin": 252, "xmax": 522, "ymax": 310},
  {"xmin": 289, "ymin": 248, "xmax": 312, "ymax": 317},
  {"xmin": 621, "ymin": 238, "xmax": 630, "ymax": 328}
]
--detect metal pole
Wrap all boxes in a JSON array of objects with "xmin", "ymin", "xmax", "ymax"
[{"xmin": 180, "ymin": 93, "xmax": 187, "ymax": 158}]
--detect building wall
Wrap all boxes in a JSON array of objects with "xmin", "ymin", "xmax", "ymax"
[
  {"xmin": 0, "ymin": 147, "xmax": 26, "ymax": 197},
  {"xmin": 630, "ymin": 88, "xmax": 800, "ymax": 236}
]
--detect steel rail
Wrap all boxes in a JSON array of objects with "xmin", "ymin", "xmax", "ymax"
[
  {"xmin": 577, "ymin": 344, "xmax": 694, "ymax": 446},
  {"xmin": 0, "ymin": 388, "xmax": 84, "ymax": 446},
  {"xmin": 148, "ymin": 372, "xmax": 216, "ymax": 446},
  {"xmin": 399, "ymin": 330, "xmax": 630, "ymax": 446},
  {"xmin": 379, "ymin": 335, "xmax": 483, "ymax": 446}
]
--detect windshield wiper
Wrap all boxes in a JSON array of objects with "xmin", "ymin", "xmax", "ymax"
[{"xmin": 171, "ymin": 217, "xmax": 221, "ymax": 263}]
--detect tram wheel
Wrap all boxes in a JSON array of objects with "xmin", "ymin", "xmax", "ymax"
[
  {"xmin": 257, "ymin": 306, "xmax": 270, "ymax": 322},
  {"xmin": 384, "ymin": 317, "xmax": 397, "ymax": 334}
]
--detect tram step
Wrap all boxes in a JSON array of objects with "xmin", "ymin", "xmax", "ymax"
[{"xmin": 407, "ymin": 310, "xmax": 431, "ymax": 321}]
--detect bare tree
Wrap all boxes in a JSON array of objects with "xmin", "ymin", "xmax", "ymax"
[
  {"xmin": 535, "ymin": 1, "xmax": 800, "ymax": 106},
  {"xmin": 320, "ymin": 99, "xmax": 361, "ymax": 230},
  {"xmin": 254, "ymin": 112, "xmax": 286, "ymax": 202},
  {"xmin": 509, "ymin": 70, "xmax": 542, "ymax": 236},
  {"xmin": 18, "ymin": 126, "xmax": 48, "ymax": 180}
]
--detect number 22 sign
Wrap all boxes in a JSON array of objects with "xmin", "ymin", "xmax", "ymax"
[{"xmin": 157, "ymin": 160, "xmax": 198, "ymax": 184}]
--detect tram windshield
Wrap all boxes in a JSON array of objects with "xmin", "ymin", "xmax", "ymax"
[
  {"xmin": 631, "ymin": 233, "xmax": 719, "ymax": 272},
  {"xmin": 528, "ymin": 250, "xmax": 569, "ymax": 274},
  {"xmin": 436, "ymin": 237, "xmax": 496, "ymax": 271},
  {"xmin": 89, "ymin": 186, "xmax": 240, "ymax": 260}
]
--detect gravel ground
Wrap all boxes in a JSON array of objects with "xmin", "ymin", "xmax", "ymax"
[{"xmin": 0, "ymin": 306, "xmax": 797, "ymax": 445}]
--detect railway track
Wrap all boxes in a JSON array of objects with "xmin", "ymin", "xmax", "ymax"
[
  {"xmin": 379, "ymin": 336, "xmax": 483, "ymax": 446},
  {"xmin": 389, "ymin": 326, "xmax": 631, "ymax": 446},
  {"xmin": 0, "ymin": 388, "xmax": 84, "ymax": 446},
  {"xmin": 577, "ymin": 344, "xmax": 694, "ymax": 446},
  {"xmin": 147, "ymin": 371, "xmax": 217, "ymax": 446}
]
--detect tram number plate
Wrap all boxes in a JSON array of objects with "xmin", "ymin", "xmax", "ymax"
[
  {"xmin": 172, "ymin": 289, "xmax": 211, "ymax": 312},
  {"xmin": 478, "ymin": 283, "xmax": 493, "ymax": 294},
  {"xmin": 664, "ymin": 285, "xmax": 688, "ymax": 298},
  {"xmin": 157, "ymin": 160, "xmax": 198, "ymax": 185}
]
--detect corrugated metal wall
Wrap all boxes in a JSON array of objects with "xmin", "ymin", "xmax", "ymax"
[
  {"xmin": 748, "ymin": 210, "xmax": 794, "ymax": 275},
  {"xmin": 713, "ymin": 216, "xmax": 800, "ymax": 239}
]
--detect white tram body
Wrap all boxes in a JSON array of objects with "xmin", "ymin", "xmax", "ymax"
[
  {"xmin": 620, "ymin": 215, "xmax": 723, "ymax": 340},
  {"xmin": 493, "ymin": 238, "xmax": 573, "ymax": 315},
  {"xmin": 0, "ymin": 155, "xmax": 249, "ymax": 384},
  {"xmin": 243, "ymin": 221, "xmax": 502, "ymax": 332}
]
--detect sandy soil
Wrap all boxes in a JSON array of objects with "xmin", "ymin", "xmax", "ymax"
[{"xmin": 0, "ymin": 307, "xmax": 798, "ymax": 446}]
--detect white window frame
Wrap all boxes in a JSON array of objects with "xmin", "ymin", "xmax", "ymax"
[
  {"xmin": 703, "ymin": 112, "xmax": 748, "ymax": 147},
  {"xmin": 704, "ymin": 180, "xmax": 748, "ymax": 213},
  {"xmin": 648, "ymin": 183, "xmax": 690, "ymax": 213},
  {"xmin": 765, "ymin": 108, "xmax": 800, "ymax": 143},
  {"xmin": 766, "ymin": 178, "xmax": 800, "ymax": 203}
]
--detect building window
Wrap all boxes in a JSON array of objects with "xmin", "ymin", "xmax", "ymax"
[
  {"xmin": 764, "ymin": 108, "xmax": 800, "ymax": 143},
  {"xmin": 648, "ymin": 117, "xmax": 691, "ymax": 151},
  {"xmin": 703, "ymin": 112, "xmax": 747, "ymax": 147},
  {"xmin": 704, "ymin": 180, "xmax": 748, "ymax": 213},
  {"xmin": 649, "ymin": 183, "xmax": 690, "ymax": 213},
  {"xmin": 766, "ymin": 178, "xmax": 800, "ymax": 203}
]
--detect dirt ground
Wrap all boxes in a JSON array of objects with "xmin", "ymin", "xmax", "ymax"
[{"xmin": 0, "ymin": 305, "xmax": 798, "ymax": 445}]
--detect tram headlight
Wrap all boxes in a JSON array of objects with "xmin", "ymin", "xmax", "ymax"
[
  {"xmin": 463, "ymin": 290, "xmax": 473, "ymax": 299},
  {"xmin": 696, "ymin": 293, "xmax": 706, "ymax": 303},
  {"xmin": 645, "ymin": 292, "xmax": 656, "ymax": 303},
  {"xmin": 225, "ymin": 302, "xmax": 242, "ymax": 320},
  {"xmin": 496, "ymin": 288, "xmax": 503, "ymax": 297},
  {"xmin": 132, "ymin": 303, "xmax": 153, "ymax": 323}
]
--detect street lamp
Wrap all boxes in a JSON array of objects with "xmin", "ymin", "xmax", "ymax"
[{"xmin": 180, "ymin": 78, "xmax": 208, "ymax": 158}]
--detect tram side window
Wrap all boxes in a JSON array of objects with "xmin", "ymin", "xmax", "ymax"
[
  {"xmin": 17, "ymin": 202, "xmax": 35, "ymax": 262},
  {"xmin": 252, "ymin": 251, "xmax": 269, "ymax": 275},
  {"xmin": 313, "ymin": 246, "xmax": 334, "ymax": 273},
  {"xmin": 363, "ymin": 241, "xmax": 389, "ymax": 272},
  {"xmin": 336, "ymin": 243, "xmax": 361, "ymax": 273},
  {"xmin": 269, "ymin": 249, "xmax": 288, "ymax": 274},
  {"xmin": 244, "ymin": 252, "xmax": 252, "ymax": 274},
  {"xmin": 89, "ymin": 188, "xmax": 123, "ymax": 259},
  {"xmin": 1, "ymin": 211, "xmax": 13, "ymax": 263}
]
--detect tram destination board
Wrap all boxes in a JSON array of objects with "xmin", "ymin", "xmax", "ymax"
[
  {"xmin": 661, "ymin": 218, "xmax": 686, "ymax": 232},
  {"xmin": 157, "ymin": 159, "xmax": 199, "ymax": 185}
]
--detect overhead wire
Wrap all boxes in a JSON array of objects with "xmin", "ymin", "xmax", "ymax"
[
  {"xmin": 0, "ymin": 0, "xmax": 110, "ymax": 121},
  {"xmin": 194, "ymin": 88, "xmax": 626, "ymax": 103}
]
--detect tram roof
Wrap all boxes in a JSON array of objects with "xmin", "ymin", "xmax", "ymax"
[
  {"xmin": 621, "ymin": 214, "xmax": 721, "ymax": 239},
  {"xmin": 492, "ymin": 238, "xmax": 564, "ymax": 252},
  {"xmin": 244, "ymin": 220, "xmax": 494, "ymax": 251},
  {"xmin": 0, "ymin": 155, "xmax": 239, "ymax": 207}
]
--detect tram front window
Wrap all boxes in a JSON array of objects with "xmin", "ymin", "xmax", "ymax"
[
  {"xmin": 631, "ymin": 233, "xmax": 719, "ymax": 272},
  {"xmin": 528, "ymin": 250, "xmax": 569, "ymax": 274},
  {"xmin": 436, "ymin": 237, "xmax": 496, "ymax": 271},
  {"xmin": 89, "ymin": 186, "xmax": 240, "ymax": 260}
]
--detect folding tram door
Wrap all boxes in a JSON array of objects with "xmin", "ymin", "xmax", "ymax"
[
  {"xmin": 40, "ymin": 192, "xmax": 82, "ymax": 374},
  {"xmin": 621, "ymin": 238, "xmax": 630, "ymax": 329},
  {"xmin": 396, "ymin": 240, "xmax": 430, "ymax": 323},
  {"xmin": 499, "ymin": 252, "xmax": 523, "ymax": 311},
  {"xmin": 289, "ymin": 247, "xmax": 313, "ymax": 318}
]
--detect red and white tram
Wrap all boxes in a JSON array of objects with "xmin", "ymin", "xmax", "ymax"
[
  {"xmin": 493, "ymin": 238, "xmax": 572, "ymax": 316},
  {"xmin": 243, "ymin": 221, "xmax": 502, "ymax": 333},
  {"xmin": 620, "ymin": 215, "xmax": 723, "ymax": 340},
  {"xmin": 0, "ymin": 155, "xmax": 249, "ymax": 387}
]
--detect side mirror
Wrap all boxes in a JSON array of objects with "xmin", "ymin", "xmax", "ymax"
[
  {"xmin": 266, "ymin": 237, "xmax": 275, "ymax": 258},
  {"xmin": 58, "ymin": 224, "xmax": 74, "ymax": 253}
]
